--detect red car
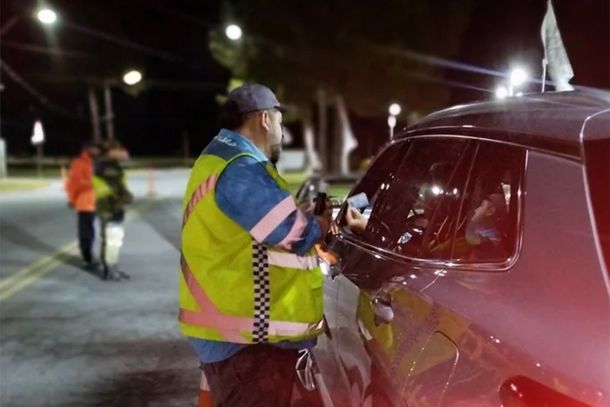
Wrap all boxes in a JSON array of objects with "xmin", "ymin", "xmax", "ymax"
[{"xmin": 312, "ymin": 91, "xmax": 610, "ymax": 407}]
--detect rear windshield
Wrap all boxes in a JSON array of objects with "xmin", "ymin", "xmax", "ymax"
[{"xmin": 583, "ymin": 138, "xmax": 609, "ymax": 272}]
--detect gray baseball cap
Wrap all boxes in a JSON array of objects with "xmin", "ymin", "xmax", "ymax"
[{"xmin": 227, "ymin": 83, "xmax": 285, "ymax": 113}]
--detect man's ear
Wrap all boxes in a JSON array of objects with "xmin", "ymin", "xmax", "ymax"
[
  {"xmin": 260, "ymin": 110, "xmax": 271, "ymax": 132},
  {"xmin": 486, "ymin": 206, "xmax": 496, "ymax": 217}
]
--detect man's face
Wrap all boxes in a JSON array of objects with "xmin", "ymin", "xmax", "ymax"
[
  {"xmin": 471, "ymin": 199, "xmax": 495, "ymax": 224},
  {"xmin": 265, "ymin": 109, "xmax": 284, "ymax": 164}
]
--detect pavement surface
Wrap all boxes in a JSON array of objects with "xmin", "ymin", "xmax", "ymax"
[{"xmin": 0, "ymin": 169, "xmax": 201, "ymax": 406}]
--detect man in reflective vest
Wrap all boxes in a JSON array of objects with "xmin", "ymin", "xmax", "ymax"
[
  {"xmin": 180, "ymin": 84, "xmax": 331, "ymax": 406},
  {"xmin": 93, "ymin": 141, "xmax": 133, "ymax": 281}
]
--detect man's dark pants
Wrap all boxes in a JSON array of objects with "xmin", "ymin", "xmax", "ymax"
[
  {"xmin": 77, "ymin": 211, "xmax": 95, "ymax": 263},
  {"xmin": 202, "ymin": 344, "xmax": 298, "ymax": 407}
]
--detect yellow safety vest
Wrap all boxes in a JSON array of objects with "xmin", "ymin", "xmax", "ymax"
[{"xmin": 179, "ymin": 149, "xmax": 324, "ymax": 344}]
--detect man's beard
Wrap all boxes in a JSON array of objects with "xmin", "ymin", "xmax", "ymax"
[{"xmin": 269, "ymin": 144, "xmax": 282, "ymax": 165}]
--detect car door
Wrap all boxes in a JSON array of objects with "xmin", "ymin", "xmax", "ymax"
[
  {"xmin": 329, "ymin": 137, "xmax": 476, "ymax": 405},
  {"xmin": 317, "ymin": 140, "xmax": 412, "ymax": 406}
]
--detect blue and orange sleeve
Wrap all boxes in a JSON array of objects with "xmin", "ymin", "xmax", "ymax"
[{"xmin": 215, "ymin": 156, "xmax": 321, "ymax": 256}]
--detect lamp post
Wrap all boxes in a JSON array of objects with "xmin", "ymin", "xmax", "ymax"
[
  {"xmin": 31, "ymin": 120, "xmax": 45, "ymax": 177},
  {"xmin": 100, "ymin": 69, "xmax": 143, "ymax": 140},
  {"xmin": 388, "ymin": 103, "xmax": 401, "ymax": 140}
]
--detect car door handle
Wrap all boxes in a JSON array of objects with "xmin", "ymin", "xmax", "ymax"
[{"xmin": 371, "ymin": 295, "xmax": 394, "ymax": 325}]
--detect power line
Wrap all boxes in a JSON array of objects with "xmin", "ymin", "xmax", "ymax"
[
  {"xmin": 0, "ymin": 58, "xmax": 84, "ymax": 120},
  {"xmin": 62, "ymin": 20, "xmax": 205, "ymax": 71},
  {"xmin": 1, "ymin": 41, "xmax": 93, "ymax": 58}
]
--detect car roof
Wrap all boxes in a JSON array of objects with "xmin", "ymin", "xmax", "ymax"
[{"xmin": 400, "ymin": 90, "xmax": 610, "ymax": 159}]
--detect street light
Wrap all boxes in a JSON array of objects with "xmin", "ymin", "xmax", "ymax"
[
  {"xmin": 123, "ymin": 70, "xmax": 142, "ymax": 86},
  {"xmin": 387, "ymin": 103, "xmax": 401, "ymax": 141},
  {"xmin": 495, "ymin": 85, "xmax": 508, "ymax": 100},
  {"xmin": 494, "ymin": 66, "xmax": 528, "ymax": 99},
  {"xmin": 36, "ymin": 8, "xmax": 57, "ymax": 25},
  {"xmin": 98, "ymin": 69, "xmax": 145, "ymax": 140},
  {"xmin": 508, "ymin": 67, "xmax": 527, "ymax": 97},
  {"xmin": 388, "ymin": 103, "xmax": 401, "ymax": 116},
  {"xmin": 225, "ymin": 24, "xmax": 242, "ymax": 41},
  {"xmin": 510, "ymin": 68, "xmax": 528, "ymax": 87},
  {"xmin": 2, "ymin": 6, "xmax": 58, "ymax": 36}
]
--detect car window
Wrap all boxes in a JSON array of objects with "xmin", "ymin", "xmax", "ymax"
[
  {"xmin": 365, "ymin": 138, "xmax": 473, "ymax": 256},
  {"xmin": 444, "ymin": 141, "xmax": 525, "ymax": 263},
  {"xmin": 341, "ymin": 138, "xmax": 473, "ymax": 258},
  {"xmin": 341, "ymin": 137, "xmax": 525, "ymax": 266},
  {"xmin": 339, "ymin": 141, "xmax": 411, "ymax": 232}
]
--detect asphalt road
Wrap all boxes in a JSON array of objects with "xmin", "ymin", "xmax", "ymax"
[{"xmin": 0, "ymin": 169, "xmax": 201, "ymax": 406}]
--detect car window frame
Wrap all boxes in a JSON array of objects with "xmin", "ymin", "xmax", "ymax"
[{"xmin": 337, "ymin": 134, "xmax": 527, "ymax": 273}]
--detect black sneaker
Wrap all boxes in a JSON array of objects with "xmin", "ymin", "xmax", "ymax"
[
  {"xmin": 102, "ymin": 265, "xmax": 128, "ymax": 281},
  {"xmin": 81, "ymin": 261, "xmax": 99, "ymax": 273},
  {"xmin": 106, "ymin": 271, "xmax": 122, "ymax": 281},
  {"xmin": 116, "ymin": 270, "xmax": 131, "ymax": 280}
]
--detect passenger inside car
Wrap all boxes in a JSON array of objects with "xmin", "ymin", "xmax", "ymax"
[
  {"xmin": 429, "ymin": 192, "xmax": 508, "ymax": 260},
  {"xmin": 465, "ymin": 194, "xmax": 506, "ymax": 248},
  {"xmin": 462, "ymin": 192, "xmax": 508, "ymax": 260}
]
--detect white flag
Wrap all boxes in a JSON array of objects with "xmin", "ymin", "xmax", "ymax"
[
  {"xmin": 541, "ymin": 0, "xmax": 574, "ymax": 91},
  {"xmin": 335, "ymin": 95, "xmax": 358, "ymax": 175}
]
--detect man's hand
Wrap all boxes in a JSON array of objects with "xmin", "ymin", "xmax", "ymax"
[
  {"xmin": 345, "ymin": 205, "xmax": 367, "ymax": 233},
  {"xmin": 298, "ymin": 201, "xmax": 315, "ymax": 214},
  {"xmin": 315, "ymin": 203, "xmax": 333, "ymax": 240}
]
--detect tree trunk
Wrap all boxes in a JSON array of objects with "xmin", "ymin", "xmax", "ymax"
[
  {"xmin": 301, "ymin": 110, "xmax": 321, "ymax": 174},
  {"xmin": 335, "ymin": 95, "xmax": 357, "ymax": 175},
  {"xmin": 316, "ymin": 87, "xmax": 328, "ymax": 171}
]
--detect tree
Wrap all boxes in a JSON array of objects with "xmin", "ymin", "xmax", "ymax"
[{"xmin": 211, "ymin": 0, "xmax": 474, "ymax": 170}]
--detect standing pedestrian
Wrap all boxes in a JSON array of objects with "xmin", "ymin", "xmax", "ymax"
[
  {"xmin": 179, "ymin": 84, "xmax": 332, "ymax": 406},
  {"xmin": 93, "ymin": 140, "xmax": 133, "ymax": 281},
  {"xmin": 65, "ymin": 142, "xmax": 99, "ymax": 271}
]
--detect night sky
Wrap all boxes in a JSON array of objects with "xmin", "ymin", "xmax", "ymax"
[{"xmin": 1, "ymin": 0, "xmax": 608, "ymax": 158}]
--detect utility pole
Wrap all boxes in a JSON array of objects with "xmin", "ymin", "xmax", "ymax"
[
  {"xmin": 88, "ymin": 87, "xmax": 102, "ymax": 143},
  {"xmin": 103, "ymin": 83, "xmax": 115, "ymax": 140}
]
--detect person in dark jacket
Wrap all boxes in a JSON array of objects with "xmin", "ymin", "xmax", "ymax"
[{"xmin": 93, "ymin": 140, "xmax": 133, "ymax": 280}]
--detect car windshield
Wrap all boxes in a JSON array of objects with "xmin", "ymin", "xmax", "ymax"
[{"xmin": 583, "ymin": 137, "xmax": 609, "ymax": 272}]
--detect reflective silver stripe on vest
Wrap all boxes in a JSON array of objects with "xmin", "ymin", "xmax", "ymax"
[
  {"xmin": 252, "ymin": 242, "xmax": 270, "ymax": 343},
  {"xmin": 182, "ymin": 174, "xmax": 218, "ymax": 228},
  {"xmin": 267, "ymin": 251, "xmax": 318, "ymax": 270}
]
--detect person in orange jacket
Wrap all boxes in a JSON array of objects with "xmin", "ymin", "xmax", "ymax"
[{"xmin": 65, "ymin": 142, "xmax": 100, "ymax": 270}]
